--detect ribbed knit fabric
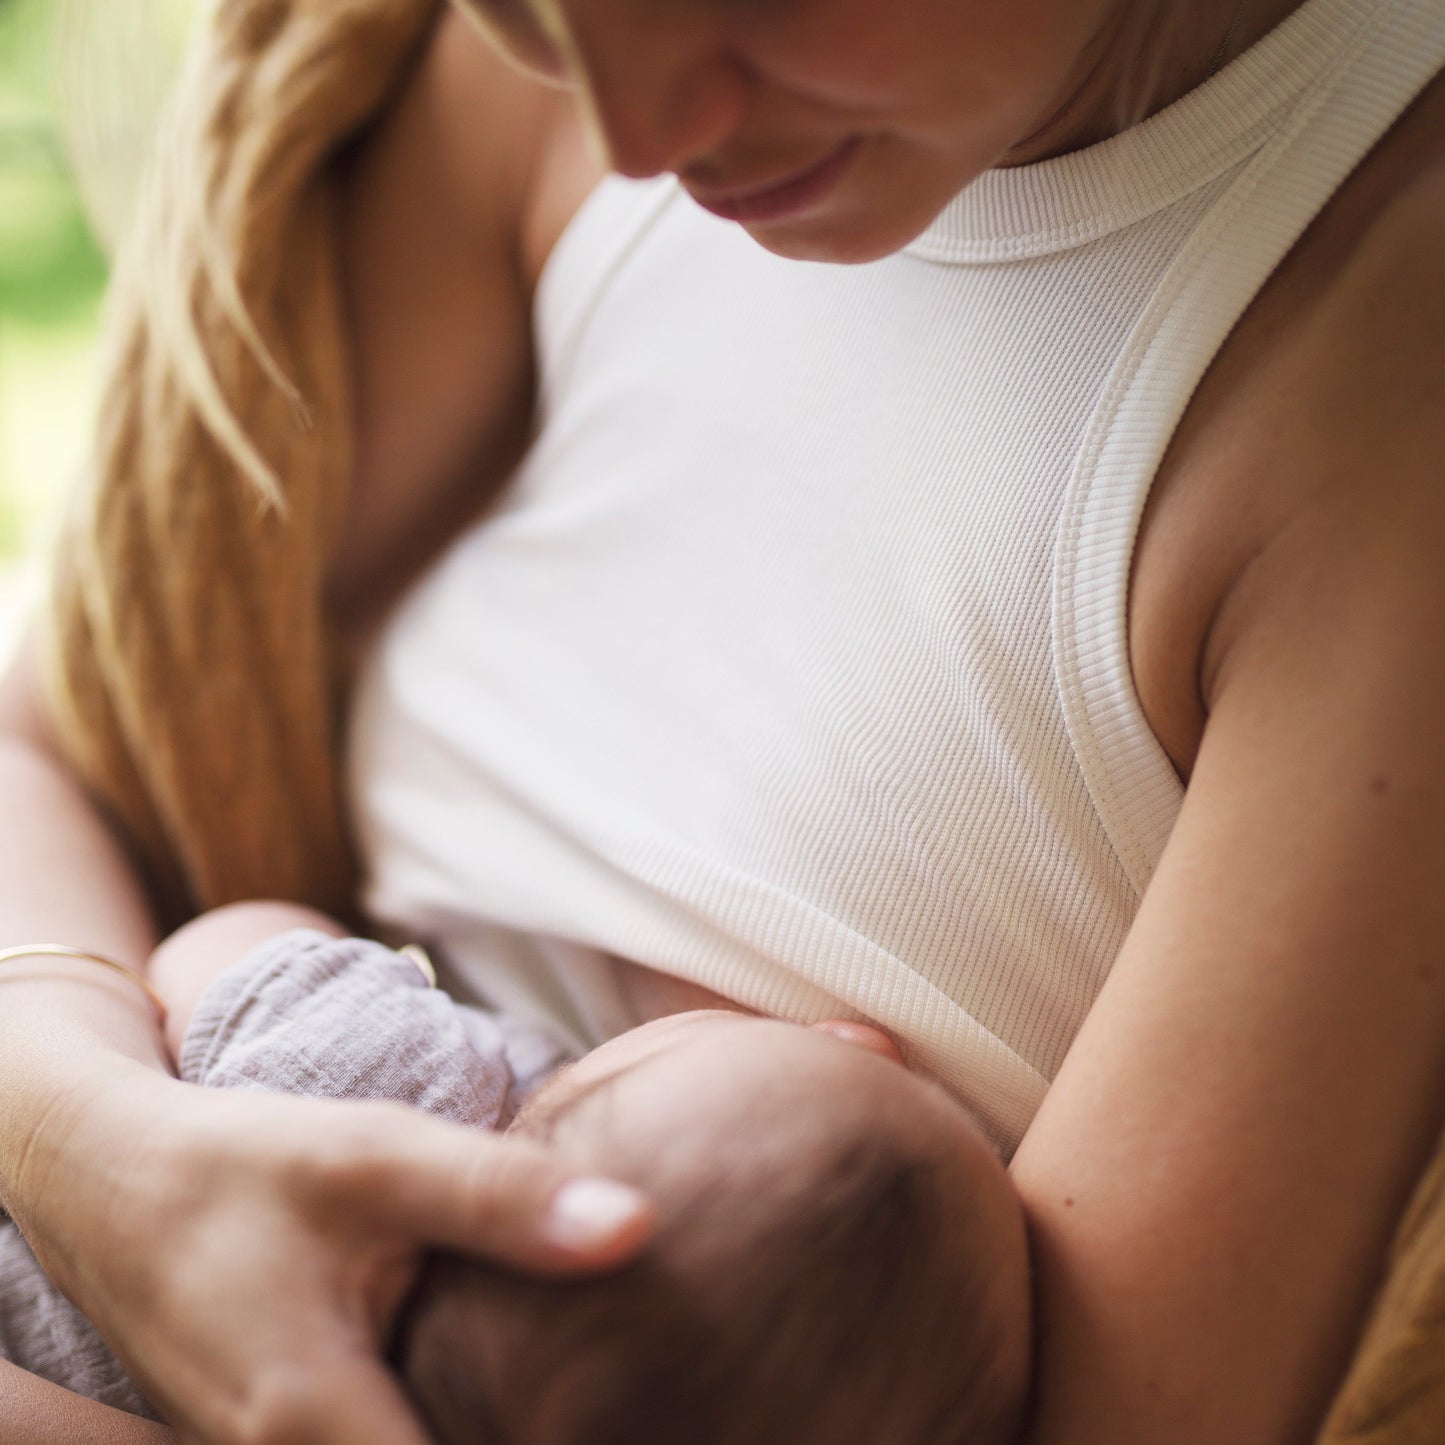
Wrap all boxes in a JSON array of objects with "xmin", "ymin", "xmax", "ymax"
[{"xmin": 350, "ymin": 0, "xmax": 1445, "ymax": 1155}]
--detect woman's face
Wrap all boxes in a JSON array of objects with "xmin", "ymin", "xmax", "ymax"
[{"xmin": 459, "ymin": 0, "xmax": 1125, "ymax": 262}]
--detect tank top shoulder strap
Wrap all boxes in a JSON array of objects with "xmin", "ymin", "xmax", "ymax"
[
  {"xmin": 1054, "ymin": 0, "xmax": 1445, "ymax": 896},
  {"xmin": 533, "ymin": 174, "xmax": 681, "ymax": 406}
]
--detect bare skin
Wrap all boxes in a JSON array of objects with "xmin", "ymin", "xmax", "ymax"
[
  {"xmin": 1, "ymin": 897, "xmax": 948, "ymax": 1438},
  {"xmin": 1019, "ymin": 64, "xmax": 1445, "ymax": 1444},
  {"xmin": 355, "ymin": 10, "xmax": 1445, "ymax": 1443},
  {"xmin": 0, "ymin": 1363, "xmax": 174, "ymax": 1445},
  {"xmin": 2, "ymin": 0, "xmax": 1443, "ymax": 1441}
]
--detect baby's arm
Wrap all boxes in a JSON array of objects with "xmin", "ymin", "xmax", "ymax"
[
  {"xmin": 146, "ymin": 901, "xmax": 345, "ymax": 1063},
  {"xmin": 157, "ymin": 918, "xmax": 559, "ymax": 1127}
]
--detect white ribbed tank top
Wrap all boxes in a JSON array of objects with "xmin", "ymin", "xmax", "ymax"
[{"xmin": 349, "ymin": 0, "xmax": 1445, "ymax": 1155}]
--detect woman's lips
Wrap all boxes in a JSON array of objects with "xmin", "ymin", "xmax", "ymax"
[{"xmin": 687, "ymin": 137, "xmax": 862, "ymax": 224}]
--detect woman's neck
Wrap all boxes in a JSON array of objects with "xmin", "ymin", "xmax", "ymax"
[{"xmin": 1006, "ymin": 0, "xmax": 1310, "ymax": 165}]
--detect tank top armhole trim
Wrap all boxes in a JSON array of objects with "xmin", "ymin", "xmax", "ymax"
[{"xmin": 1052, "ymin": 0, "xmax": 1445, "ymax": 899}]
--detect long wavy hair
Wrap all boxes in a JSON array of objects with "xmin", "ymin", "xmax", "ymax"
[{"xmin": 42, "ymin": 0, "xmax": 440, "ymax": 925}]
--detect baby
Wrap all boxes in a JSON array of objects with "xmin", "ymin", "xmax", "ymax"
[{"xmin": 1, "ymin": 903, "xmax": 1032, "ymax": 1445}]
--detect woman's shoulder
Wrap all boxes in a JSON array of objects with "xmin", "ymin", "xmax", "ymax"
[
  {"xmin": 1129, "ymin": 66, "xmax": 1445, "ymax": 775},
  {"xmin": 325, "ymin": 15, "xmax": 599, "ymax": 628},
  {"xmin": 1286, "ymin": 63, "xmax": 1445, "ymax": 344},
  {"xmin": 406, "ymin": 12, "xmax": 597, "ymax": 286}
]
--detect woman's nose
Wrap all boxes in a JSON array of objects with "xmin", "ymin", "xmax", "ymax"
[{"xmin": 566, "ymin": 9, "xmax": 752, "ymax": 178}]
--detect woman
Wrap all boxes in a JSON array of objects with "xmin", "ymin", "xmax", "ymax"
[{"xmin": 2, "ymin": 0, "xmax": 1443, "ymax": 1440}]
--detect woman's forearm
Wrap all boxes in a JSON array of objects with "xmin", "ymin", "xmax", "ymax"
[
  {"xmin": 0, "ymin": 662, "xmax": 648, "ymax": 1445},
  {"xmin": 0, "ymin": 1362, "xmax": 175, "ymax": 1445},
  {"xmin": 0, "ymin": 726, "xmax": 157, "ymax": 966},
  {"xmin": 0, "ymin": 734, "xmax": 170, "ymax": 1221}
]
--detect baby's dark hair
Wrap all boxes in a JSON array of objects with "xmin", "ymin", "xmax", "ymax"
[{"xmin": 393, "ymin": 1128, "xmax": 1029, "ymax": 1445}]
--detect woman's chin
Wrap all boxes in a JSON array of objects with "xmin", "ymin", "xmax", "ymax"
[{"xmin": 735, "ymin": 205, "xmax": 937, "ymax": 266}]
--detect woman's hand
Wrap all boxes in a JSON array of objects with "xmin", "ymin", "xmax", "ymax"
[{"xmin": 22, "ymin": 1064, "xmax": 651, "ymax": 1445}]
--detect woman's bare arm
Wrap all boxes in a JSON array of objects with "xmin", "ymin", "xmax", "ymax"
[
  {"xmin": 0, "ymin": 17, "xmax": 638, "ymax": 1444},
  {"xmin": 0, "ymin": 1362, "xmax": 175, "ymax": 1445},
  {"xmin": 1014, "ymin": 164, "xmax": 1445, "ymax": 1445},
  {"xmin": 0, "ymin": 644, "xmax": 181, "ymax": 1439},
  {"xmin": 0, "ymin": 633, "xmax": 171, "ymax": 1134}
]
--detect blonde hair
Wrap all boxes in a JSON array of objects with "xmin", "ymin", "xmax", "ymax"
[{"xmin": 42, "ymin": 0, "xmax": 440, "ymax": 924}]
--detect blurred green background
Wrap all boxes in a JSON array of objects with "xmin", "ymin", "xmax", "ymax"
[
  {"xmin": 0, "ymin": 0, "xmax": 196, "ymax": 643},
  {"xmin": 0, "ymin": 0, "xmax": 104, "ymax": 565}
]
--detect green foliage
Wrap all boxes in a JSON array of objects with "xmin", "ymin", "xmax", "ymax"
[
  {"xmin": 0, "ymin": 474, "xmax": 21, "ymax": 559},
  {"xmin": 0, "ymin": 1, "xmax": 198, "ymax": 565},
  {"xmin": 0, "ymin": 0, "xmax": 109, "ymax": 327},
  {"xmin": 0, "ymin": 0, "xmax": 108, "ymax": 562},
  {"xmin": 0, "ymin": 162, "xmax": 108, "ymax": 325}
]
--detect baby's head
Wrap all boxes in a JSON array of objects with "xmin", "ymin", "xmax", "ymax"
[{"xmin": 394, "ymin": 1011, "xmax": 1031, "ymax": 1445}]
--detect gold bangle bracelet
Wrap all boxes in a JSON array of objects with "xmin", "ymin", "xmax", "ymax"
[{"xmin": 0, "ymin": 944, "xmax": 168, "ymax": 1022}]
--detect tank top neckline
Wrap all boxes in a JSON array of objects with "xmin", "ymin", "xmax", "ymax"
[{"xmin": 908, "ymin": 0, "xmax": 1388, "ymax": 264}]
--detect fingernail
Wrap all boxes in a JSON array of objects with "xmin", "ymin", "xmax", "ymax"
[{"xmin": 546, "ymin": 1177, "xmax": 649, "ymax": 1250}]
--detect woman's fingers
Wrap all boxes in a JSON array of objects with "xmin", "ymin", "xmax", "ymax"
[
  {"xmin": 324, "ymin": 1103, "xmax": 654, "ymax": 1271},
  {"xmin": 41, "ymin": 1084, "xmax": 654, "ymax": 1443},
  {"xmin": 542, "ymin": 1175, "xmax": 659, "ymax": 1260}
]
